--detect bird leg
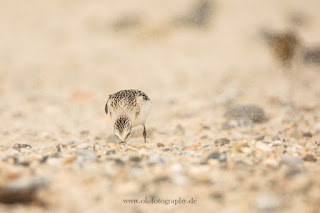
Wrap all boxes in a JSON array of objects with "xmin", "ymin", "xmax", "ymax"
[{"xmin": 143, "ymin": 125, "xmax": 147, "ymax": 143}]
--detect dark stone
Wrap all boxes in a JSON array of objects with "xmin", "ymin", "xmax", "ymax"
[
  {"xmin": 207, "ymin": 152, "xmax": 227, "ymax": 162},
  {"xmin": 129, "ymin": 156, "xmax": 142, "ymax": 162},
  {"xmin": 285, "ymin": 168, "xmax": 302, "ymax": 177},
  {"xmin": 215, "ymin": 138, "xmax": 230, "ymax": 144},
  {"xmin": 303, "ymin": 154, "xmax": 317, "ymax": 162},
  {"xmin": 210, "ymin": 192, "xmax": 224, "ymax": 200},
  {"xmin": 224, "ymin": 105, "xmax": 266, "ymax": 123},
  {"xmin": 157, "ymin": 142, "xmax": 165, "ymax": 148},
  {"xmin": 80, "ymin": 130, "xmax": 90, "ymax": 136},
  {"xmin": 106, "ymin": 158, "xmax": 124, "ymax": 166},
  {"xmin": 303, "ymin": 48, "xmax": 320, "ymax": 65},
  {"xmin": 175, "ymin": 0, "xmax": 213, "ymax": 28},
  {"xmin": 18, "ymin": 162, "xmax": 30, "ymax": 167},
  {"xmin": 13, "ymin": 143, "xmax": 32, "ymax": 150},
  {"xmin": 302, "ymin": 132, "xmax": 313, "ymax": 138},
  {"xmin": 256, "ymin": 135, "xmax": 265, "ymax": 141},
  {"xmin": 0, "ymin": 176, "xmax": 50, "ymax": 204},
  {"xmin": 40, "ymin": 152, "xmax": 62, "ymax": 164},
  {"xmin": 105, "ymin": 150, "xmax": 116, "ymax": 155},
  {"xmin": 113, "ymin": 14, "xmax": 141, "ymax": 32},
  {"xmin": 207, "ymin": 152, "xmax": 220, "ymax": 160}
]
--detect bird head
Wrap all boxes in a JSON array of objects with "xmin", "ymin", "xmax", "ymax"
[{"xmin": 114, "ymin": 117, "xmax": 132, "ymax": 143}]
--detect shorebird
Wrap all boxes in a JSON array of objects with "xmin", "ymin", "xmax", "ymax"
[{"xmin": 105, "ymin": 90, "xmax": 152, "ymax": 143}]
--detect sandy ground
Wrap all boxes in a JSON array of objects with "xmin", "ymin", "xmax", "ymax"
[{"xmin": 0, "ymin": 0, "xmax": 320, "ymax": 212}]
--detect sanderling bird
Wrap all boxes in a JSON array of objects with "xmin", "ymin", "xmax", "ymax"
[{"xmin": 105, "ymin": 90, "xmax": 152, "ymax": 143}]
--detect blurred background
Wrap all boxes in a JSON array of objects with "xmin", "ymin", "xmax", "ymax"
[{"xmin": 0, "ymin": 0, "xmax": 320, "ymax": 212}]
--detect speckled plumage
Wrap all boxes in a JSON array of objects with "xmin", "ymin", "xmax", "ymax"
[{"xmin": 105, "ymin": 90, "xmax": 152, "ymax": 143}]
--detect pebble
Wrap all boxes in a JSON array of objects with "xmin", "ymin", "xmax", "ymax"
[
  {"xmin": 129, "ymin": 156, "xmax": 142, "ymax": 162},
  {"xmin": 280, "ymin": 156, "xmax": 303, "ymax": 166},
  {"xmin": 148, "ymin": 154, "xmax": 167, "ymax": 165},
  {"xmin": 302, "ymin": 132, "xmax": 312, "ymax": 138},
  {"xmin": 0, "ymin": 176, "xmax": 50, "ymax": 203},
  {"xmin": 215, "ymin": 138, "xmax": 230, "ymax": 145},
  {"xmin": 75, "ymin": 149, "xmax": 97, "ymax": 164},
  {"xmin": 224, "ymin": 105, "xmax": 266, "ymax": 123},
  {"xmin": 68, "ymin": 139, "xmax": 82, "ymax": 147},
  {"xmin": 256, "ymin": 135, "xmax": 265, "ymax": 141},
  {"xmin": 207, "ymin": 152, "xmax": 227, "ymax": 162},
  {"xmin": 157, "ymin": 142, "xmax": 165, "ymax": 147},
  {"xmin": 106, "ymin": 158, "xmax": 124, "ymax": 166},
  {"xmin": 272, "ymin": 136, "xmax": 281, "ymax": 141},
  {"xmin": 270, "ymin": 140, "xmax": 283, "ymax": 147},
  {"xmin": 210, "ymin": 192, "xmax": 224, "ymax": 200},
  {"xmin": 13, "ymin": 143, "xmax": 32, "ymax": 150},
  {"xmin": 303, "ymin": 154, "xmax": 317, "ymax": 162},
  {"xmin": 254, "ymin": 192, "xmax": 281, "ymax": 211},
  {"xmin": 105, "ymin": 150, "xmax": 116, "ymax": 155}
]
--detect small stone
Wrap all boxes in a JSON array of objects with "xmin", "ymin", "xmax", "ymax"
[
  {"xmin": 215, "ymin": 138, "xmax": 230, "ymax": 145},
  {"xmin": 280, "ymin": 156, "xmax": 302, "ymax": 166},
  {"xmin": 0, "ymin": 176, "xmax": 50, "ymax": 204},
  {"xmin": 80, "ymin": 130, "xmax": 90, "ymax": 136},
  {"xmin": 207, "ymin": 152, "xmax": 220, "ymax": 160},
  {"xmin": 285, "ymin": 168, "xmax": 302, "ymax": 177},
  {"xmin": 157, "ymin": 142, "xmax": 165, "ymax": 147},
  {"xmin": 106, "ymin": 158, "xmax": 124, "ymax": 166},
  {"xmin": 18, "ymin": 162, "xmax": 30, "ymax": 167},
  {"xmin": 153, "ymin": 176, "xmax": 169, "ymax": 183},
  {"xmin": 224, "ymin": 105, "xmax": 266, "ymax": 123},
  {"xmin": 105, "ymin": 150, "xmax": 116, "ymax": 155},
  {"xmin": 303, "ymin": 154, "xmax": 317, "ymax": 162},
  {"xmin": 75, "ymin": 149, "xmax": 97, "ymax": 163},
  {"xmin": 272, "ymin": 136, "xmax": 281, "ymax": 141},
  {"xmin": 112, "ymin": 14, "xmax": 141, "ymax": 31},
  {"xmin": 56, "ymin": 144, "xmax": 67, "ymax": 152},
  {"xmin": 129, "ymin": 156, "xmax": 141, "ymax": 162},
  {"xmin": 64, "ymin": 156, "xmax": 76, "ymax": 164},
  {"xmin": 201, "ymin": 125, "xmax": 211, "ymax": 130},
  {"xmin": 271, "ymin": 140, "xmax": 282, "ymax": 147},
  {"xmin": 40, "ymin": 152, "xmax": 62, "ymax": 164},
  {"xmin": 254, "ymin": 192, "xmax": 281, "ymax": 211},
  {"xmin": 148, "ymin": 154, "xmax": 167, "ymax": 165},
  {"xmin": 256, "ymin": 135, "xmax": 265, "ymax": 141},
  {"xmin": 13, "ymin": 143, "xmax": 32, "ymax": 150},
  {"xmin": 210, "ymin": 192, "xmax": 224, "ymax": 200},
  {"xmin": 207, "ymin": 152, "xmax": 227, "ymax": 162},
  {"xmin": 302, "ymin": 132, "xmax": 312, "ymax": 138}
]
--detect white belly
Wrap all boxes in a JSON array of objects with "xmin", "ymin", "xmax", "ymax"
[{"xmin": 132, "ymin": 100, "xmax": 152, "ymax": 127}]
